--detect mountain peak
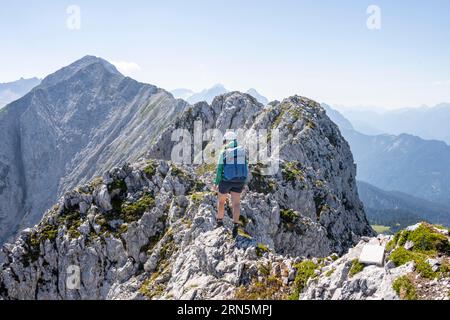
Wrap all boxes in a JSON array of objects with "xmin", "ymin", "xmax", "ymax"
[
  {"xmin": 246, "ymin": 88, "xmax": 269, "ymax": 104},
  {"xmin": 40, "ymin": 55, "xmax": 122, "ymax": 88},
  {"xmin": 210, "ymin": 83, "xmax": 226, "ymax": 89}
]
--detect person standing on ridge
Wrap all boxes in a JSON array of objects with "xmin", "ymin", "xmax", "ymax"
[{"xmin": 213, "ymin": 131, "xmax": 249, "ymax": 238}]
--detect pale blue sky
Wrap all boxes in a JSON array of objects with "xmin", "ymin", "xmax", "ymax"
[{"xmin": 1, "ymin": 0, "xmax": 450, "ymax": 108}]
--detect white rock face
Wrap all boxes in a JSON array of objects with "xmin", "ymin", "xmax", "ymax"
[{"xmin": 0, "ymin": 94, "xmax": 374, "ymax": 299}]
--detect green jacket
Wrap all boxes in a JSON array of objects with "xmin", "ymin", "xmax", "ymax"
[{"xmin": 214, "ymin": 140, "xmax": 247, "ymax": 185}]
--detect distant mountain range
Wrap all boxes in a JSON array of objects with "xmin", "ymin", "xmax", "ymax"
[
  {"xmin": 323, "ymin": 104, "xmax": 450, "ymax": 229},
  {"xmin": 171, "ymin": 85, "xmax": 269, "ymax": 105},
  {"xmin": 339, "ymin": 103, "xmax": 450, "ymax": 145},
  {"xmin": 0, "ymin": 77, "xmax": 41, "ymax": 108},
  {"xmin": 344, "ymin": 130, "xmax": 450, "ymax": 206},
  {"xmin": 357, "ymin": 181, "xmax": 450, "ymax": 231}
]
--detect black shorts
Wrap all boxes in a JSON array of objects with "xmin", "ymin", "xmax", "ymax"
[{"xmin": 218, "ymin": 181, "xmax": 246, "ymax": 194}]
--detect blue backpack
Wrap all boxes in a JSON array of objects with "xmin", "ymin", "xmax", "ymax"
[{"xmin": 223, "ymin": 143, "xmax": 248, "ymax": 182}]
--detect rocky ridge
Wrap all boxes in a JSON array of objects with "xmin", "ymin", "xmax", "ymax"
[{"xmin": 0, "ymin": 93, "xmax": 376, "ymax": 299}]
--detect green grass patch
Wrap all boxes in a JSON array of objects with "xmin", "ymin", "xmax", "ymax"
[
  {"xmin": 349, "ymin": 259, "xmax": 365, "ymax": 277},
  {"xmin": 108, "ymin": 178, "xmax": 127, "ymax": 194},
  {"xmin": 143, "ymin": 161, "xmax": 157, "ymax": 179},
  {"xmin": 280, "ymin": 208, "xmax": 299, "ymax": 224},
  {"xmin": 238, "ymin": 228, "xmax": 252, "ymax": 239},
  {"xmin": 282, "ymin": 162, "xmax": 305, "ymax": 183},
  {"xmin": 389, "ymin": 247, "xmax": 436, "ymax": 279},
  {"xmin": 256, "ymin": 243, "xmax": 269, "ymax": 257},
  {"xmin": 190, "ymin": 192, "xmax": 208, "ymax": 205},
  {"xmin": 371, "ymin": 225, "xmax": 391, "ymax": 235},
  {"xmin": 235, "ymin": 275, "xmax": 287, "ymax": 300},
  {"xmin": 325, "ymin": 268, "xmax": 335, "ymax": 277},
  {"xmin": 387, "ymin": 223, "xmax": 450, "ymax": 279},
  {"xmin": 392, "ymin": 275, "xmax": 417, "ymax": 300},
  {"xmin": 289, "ymin": 260, "xmax": 318, "ymax": 300},
  {"xmin": 121, "ymin": 193, "xmax": 155, "ymax": 223}
]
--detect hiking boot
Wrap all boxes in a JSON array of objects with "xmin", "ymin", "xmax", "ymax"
[
  {"xmin": 215, "ymin": 219, "xmax": 223, "ymax": 229},
  {"xmin": 232, "ymin": 223, "xmax": 239, "ymax": 238}
]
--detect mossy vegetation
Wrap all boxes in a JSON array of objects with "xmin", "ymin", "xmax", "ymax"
[
  {"xmin": 190, "ymin": 192, "xmax": 208, "ymax": 205},
  {"xmin": 280, "ymin": 208, "xmax": 299, "ymax": 224},
  {"xmin": 235, "ymin": 275, "xmax": 287, "ymax": 300},
  {"xmin": 108, "ymin": 178, "xmax": 127, "ymax": 194},
  {"xmin": 289, "ymin": 108, "xmax": 302, "ymax": 122},
  {"xmin": 105, "ymin": 193, "xmax": 155, "ymax": 226},
  {"xmin": 349, "ymin": 259, "xmax": 365, "ymax": 277},
  {"xmin": 58, "ymin": 209, "xmax": 83, "ymax": 239},
  {"xmin": 140, "ymin": 279, "xmax": 166, "ymax": 299},
  {"xmin": 170, "ymin": 164, "xmax": 205, "ymax": 195},
  {"xmin": 121, "ymin": 193, "xmax": 155, "ymax": 223},
  {"xmin": 190, "ymin": 180, "xmax": 206, "ymax": 194},
  {"xmin": 371, "ymin": 225, "xmax": 391, "ymax": 235},
  {"xmin": 406, "ymin": 224, "xmax": 449, "ymax": 254},
  {"xmin": 389, "ymin": 247, "xmax": 435, "ymax": 279},
  {"xmin": 271, "ymin": 107, "xmax": 287, "ymax": 129},
  {"xmin": 22, "ymin": 233, "xmax": 41, "ymax": 267},
  {"xmin": 280, "ymin": 208, "xmax": 299, "ymax": 232},
  {"xmin": 282, "ymin": 161, "xmax": 305, "ymax": 183},
  {"xmin": 143, "ymin": 160, "xmax": 157, "ymax": 179},
  {"xmin": 256, "ymin": 243, "xmax": 269, "ymax": 257},
  {"xmin": 387, "ymin": 223, "xmax": 450, "ymax": 279},
  {"xmin": 39, "ymin": 224, "xmax": 59, "ymax": 242},
  {"xmin": 289, "ymin": 260, "xmax": 318, "ymax": 300},
  {"xmin": 389, "ymin": 223, "xmax": 449, "ymax": 255},
  {"xmin": 170, "ymin": 165, "xmax": 188, "ymax": 178},
  {"xmin": 96, "ymin": 193, "xmax": 156, "ymax": 238},
  {"xmin": 237, "ymin": 227, "xmax": 252, "ymax": 239},
  {"xmin": 392, "ymin": 275, "xmax": 417, "ymax": 300},
  {"xmin": 235, "ymin": 261, "xmax": 288, "ymax": 300},
  {"xmin": 325, "ymin": 267, "xmax": 335, "ymax": 277},
  {"xmin": 314, "ymin": 180, "xmax": 325, "ymax": 189}
]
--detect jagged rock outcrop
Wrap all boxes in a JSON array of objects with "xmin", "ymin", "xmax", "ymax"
[
  {"xmin": 0, "ymin": 92, "xmax": 375, "ymax": 300},
  {"xmin": 152, "ymin": 92, "xmax": 373, "ymax": 255},
  {"xmin": 0, "ymin": 56, "xmax": 187, "ymax": 243}
]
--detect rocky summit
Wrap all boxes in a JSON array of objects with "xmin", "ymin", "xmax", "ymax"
[{"xmin": 0, "ymin": 91, "xmax": 378, "ymax": 300}]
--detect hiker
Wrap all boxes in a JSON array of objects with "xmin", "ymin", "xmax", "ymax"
[{"xmin": 213, "ymin": 131, "xmax": 248, "ymax": 237}]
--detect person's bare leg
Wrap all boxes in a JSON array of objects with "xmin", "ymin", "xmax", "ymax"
[
  {"xmin": 230, "ymin": 192, "xmax": 241, "ymax": 224},
  {"xmin": 217, "ymin": 193, "xmax": 228, "ymax": 220}
]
